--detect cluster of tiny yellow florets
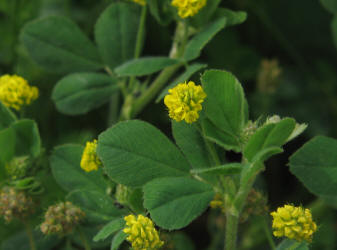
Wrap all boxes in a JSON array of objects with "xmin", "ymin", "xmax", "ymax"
[
  {"xmin": 80, "ymin": 139, "xmax": 101, "ymax": 172},
  {"xmin": 132, "ymin": 0, "xmax": 146, "ymax": 5},
  {"xmin": 123, "ymin": 214, "xmax": 164, "ymax": 250},
  {"xmin": 171, "ymin": 0, "xmax": 207, "ymax": 18},
  {"xmin": 0, "ymin": 74, "xmax": 38, "ymax": 110},
  {"xmin": 0, "ymin": 186, "xmax": 34, "ymax": 223},
  {"xmin": 164, "ymin": 81, "xmax": 206, "ymax": 124},
  {"xmin": 40, "ymin": 201, "xmax": 85, "ymax": 235},
  {"xmin": 270, "ymin": 205, "xmax": 317, "ymax": 242}
]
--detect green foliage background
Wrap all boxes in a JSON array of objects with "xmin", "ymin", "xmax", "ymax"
[{"xmin": 1, "ymin": 0, "xmax": 337, "ymax": 249}]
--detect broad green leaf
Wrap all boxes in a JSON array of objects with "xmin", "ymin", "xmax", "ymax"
[
  {"xmin": 115, "ymin": 57, "xmax": 180, "ymax": 77},
  {"xmin": 143, "ymin": 177, "xmax": 214, "ymax": 230},
  {"xmin": 156, "ymin": 63, "xmax": 207, "ymax": 102},
  {"xmin": 11, "ymin": 119, "xmax": 40, "ymax": 157},
  {"xmin": 146, "ymin": 0, "xmax": 174, "ymax": 26},
  {"xmin": 244, "ymin": 118, "xmax": 296, "ymax": 162},
  {"xmin": 1, "ymin": 230, "xmax": 60, "ymax": 250},
  {"xmin": 321, "ymin": 0, "xmax": 337, "ymax": 14},
  {"xmin": 212, "ymin": 8, "xmax": 247, "ymax": 27},
  {"xmin": 183, "ymin": 17, "xmax": 226, "ymax": 61},
  {"xmin": 52, "ymin": 73, "xmax": 119, "ymax": 115},
  {"xmin": 276, "ymin": 239, "xmax": 309, "ymax": 250},
  {"xmin": 111, "ymin": 230, "xmax": 127, "ymax": 250},
  {"xmin": 191, "ymin": 163, "xmax": 243, "ymax": 175},
  {"xmin": 201, "ymin": 70, "xmax": 248, "ymax": 145},
  {"xmin": 190, "ymin": 0, "xmax": 221, "ymax": 27},
  {"xmin": 201, "ymin": 118, "xmax": 241, "ymax": 152},
  {"xmin": 93, "ymin": 218, "xmax": 125, "ymax": 242},
  {"xmin": 251, "ymin": 146, "xmax": 284, "ymax": 163},
  {"xmin": 0, "ymin": 127, "xmax": 15, "ymax": 163},
  {"xmin": 50, "ymin": 144, "xmax": 107, "ymax": 193},
  {"xmin": 172, "ymin": 121, "xmax": 212, "ymax": 168},
  {"xmin": 95, "ymin": 2, "xmax": 140, "ymax": 70},
  {"xmin": 20, "ymin": 16, "xmax": 101, "ymax": 74},
  {"xmin": 67, "ymin": 190, "xmax": 125, "ymax": 224},
  {"xmin": 0, "ymin": 101, "xmax": 16, "ymax": 129},
  {"xmin": 97, "ymin": 120, "xmax": 190, "ymax": 187},
  {"xmin": 289, "ymin": 136, "xmax": 337, "ymax": 198}
]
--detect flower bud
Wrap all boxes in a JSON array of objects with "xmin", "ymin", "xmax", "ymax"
[{"xmin": 5, "ymin": 156, "xmax": 30, "ymax": 180}]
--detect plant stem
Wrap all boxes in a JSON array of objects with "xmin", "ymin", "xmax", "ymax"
[
  {"xmin": 130, "ymin": 21, "xmax": 187, "ymax": 118},
  {"xmin": 225, "ymin": 213, "xmax": 239, "ymax": 250},
  {"xmin": 262, "ymin": 216, "xmax": 276, "ymax": 250},
  {"xmin": 23, "ymin": 220, "xmax": 36, "ymax": 250},
  {"xmin": 78, "ymin": 228, "xmax": 91, "ymax": 250}
]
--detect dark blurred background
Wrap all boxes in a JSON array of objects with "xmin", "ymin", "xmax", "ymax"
[{"xmin": 1, "ymin": 0, "xmax": 337, "ymax": 249}]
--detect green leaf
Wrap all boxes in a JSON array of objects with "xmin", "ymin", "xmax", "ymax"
[
  {"xmin": 143, "ymin": 177, "xmax": 214, "ymax": 230},
  {"xmin": 11, "ymin": 119, "xmax": 41, "ymax": 157},
  {"xmin": 191, "ymin": 163, "xmax": 243, "ymax": 175},
  {"xmin": 0, "ymin": 101, "xmax": 16, "ymax": 129},
  {"xmin": 93, "ymin": 218, "xmax": 125, "ymax": 242},
  {"xmin": 289, "ymin": 136, "xmax": 337, "ymax": 198},
  {"xmin": 95, "ymin": 2, "xmax": 140, "ymax": 70},
  {"xmin": 50, "ymin": 144, "xmax": 107, "ymax": 193},
  {"xmin": 97, "ymin": 120, "xmax": 190, "ymax": 187},
  {"xmin": 0, "ymin": 127, "xmax": 16, "ymax": 163},
  {"xmin": 20, "ymin": 16, "xmax": 101, "ymax": 74},
  {"xmin": 183, "ymin": 17, "xmax": 226, "ymax": 61},
  {"xmin": 156, "ymin": 63, "xmax": 207, "ymax": 102},
  {"xmin": 212, "ymin": 8, "xmax": 247, "ymax": 27},
  {"xmin": 201, "ymin": 70, "xmax": 248, "ymax": 147},
  {"xmin": 276, "ymin": 239, "xmax": 309, "ymax": 250},
  {"xmin": 146, "ymin": 0, "xmax": 174, "ymax": 26},
  {"xmin": 244, "ymin": 118, "xmax": 296, "ymax": 162},
  {"xmin": 321, "ymin": 0, "xmax": 337, "ymax": 14},
  {"xmin": 172, "ymin": 121, "xmax": 212, "ymax": 168},
  {"xmin": 201, "ymin": 118, "xmax": 241, "ymax": 152},
  {"xmin": 110, "ymin": 230, "xmax": 127, "ymax": 250},
  {"xmin": 52, "ymin": 73, "xmax": 119, "ymax": 115},
  {"xmin": 1, "ymin": 230, "xmax": 60, "ymax": 250},
  {"xmin": 67, "ymin": 190, "xmax": 125, "ymax": 224},
  {"xmin": 190, "ymin": 0, "xmax": 221, "ymax": 27},
  {"xmin": 115, "ymin": 57, "xmax": 180, "ymax": 77}
]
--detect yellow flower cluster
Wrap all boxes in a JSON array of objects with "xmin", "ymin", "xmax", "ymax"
[
  {"xmin": 123, "ymin": 214, "xmax": 164, "ymax": 250},
  {"xmin": 132, "ymin": 0, "xmax": 146, "ymax": 5},
  {"xmin": 164, "ymin": 81, "xmax": 206, "ymax": 124},
  {"xmin": 270, "ymin": 205, "xmax": 317, "ymax": 242},
  {"xmin": 0, "ymin": 75, "xmax": 38, "ymax": 110},
  {"xmin": 171, "ymin": 0, "xmax": 207, "ymax": 19},
  {"xmin": 80, "ymin": 139, "xmax": 101, "ymax": 172}
]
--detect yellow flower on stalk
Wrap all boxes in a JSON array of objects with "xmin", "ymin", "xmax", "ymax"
[
  {"xmin": 164, "ymin": 81, "xmax": 206, "ymax": 124},
  {"xmin": 132, "ymin": 0, "xmax": 146, "ymax": 6},
  {"xmin": 270, "ymin": 204, "xmax": 317, "ymax": 242},
  {"xmin": 0, "ymin": 74, "xmax": 38, "ymax": 110},
  {"xmin": 171, "ymin": 0, "xmax": 207, "ymax": 19},
  {"xmin": 80, "ymin": 139, "xmax": 101, "ymax": 172},
  {"xmin": 123, "ymin": 214, "xmax": 164, "ymax": 250}
]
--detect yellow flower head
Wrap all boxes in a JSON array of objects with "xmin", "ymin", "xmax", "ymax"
[
  {"xmin": 80, "ymin": 139, "xmax": 101, "ymax": 172},
  {"xmin": 132, "ymin": 0, "xmax": 146, "ymax": 5},
  {"xmin": 0, "ymin": 74, "xmax": 39, "ymax": 110},
  {"xmin": 123, "ymin": 214, "xmax": 164, "ymax": 250},
  {"xmin": 270, "ymin": 205, "xmax": 317, "ymax": 242},
  {"xmin": 164, "ymin": 81, "xmax": 206, "ymax": 124},
  {"xmin": 171, "ymin": 0, "xmax": 207, "ymax": 19}
]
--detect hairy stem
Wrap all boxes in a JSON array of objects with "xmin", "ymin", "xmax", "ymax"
[
  {"xmin": 225, "ymin": 213, "xmax": 239, "ymax": 250},
  {"xmin": 23, "ymin": 220, "xmax": 36, "ymax": 250}
]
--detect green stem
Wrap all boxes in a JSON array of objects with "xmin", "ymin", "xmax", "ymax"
[
  {"xmin": 225, "ymin": 213, "xmax": 239, "ymax": 250},
  {"xmin": 107, "ymin": 92, "xmax": 120, "ymax": 127},
  {"xmin": 130, "ymin": 21, "xmax": 187, "ymax": 118},
  {"xmin": 78, "ymin": 228, "xmax": 91, "ymax": 250},
  {"xmin": 23, "ymin": 220, "xmax": 36, "ymax": 250},
  {"xmin": 262, "ymin": 216, "xmax": 276, "ymax": 250}
]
